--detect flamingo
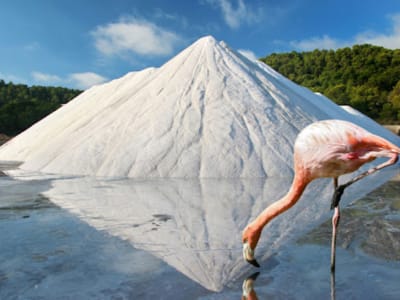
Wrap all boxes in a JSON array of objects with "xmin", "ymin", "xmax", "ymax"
[{"xmin": 242, "ymin": 119, "xmax": 400, "ymax": 268}]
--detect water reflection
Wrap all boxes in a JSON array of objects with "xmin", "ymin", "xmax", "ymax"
[
  {"xmin": 30, "ymin": 168, "xmax": 396, "ymax": 292},
  {"xmin": 242, "ymin": 272, "xmax": 260, "ymax": 300}
]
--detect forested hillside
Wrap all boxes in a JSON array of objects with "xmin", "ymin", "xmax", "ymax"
[
  {"xmin": 0, "ymin": 80, "xmax": 81, "ymax": 136},
  {"xmin": 262, "ymin": 44, "xmax": 400, "ymax": 124}
]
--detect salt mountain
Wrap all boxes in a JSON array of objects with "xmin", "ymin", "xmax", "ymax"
[{"xmin": 0, "ymin": 36, "xmax": 398, "ymax": 177}]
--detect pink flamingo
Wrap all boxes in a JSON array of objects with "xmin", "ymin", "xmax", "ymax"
[{"xmin": 242, "ymin": 119, "xmax": 400, "ymax": 268}]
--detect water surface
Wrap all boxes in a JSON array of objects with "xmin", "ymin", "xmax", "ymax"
[{"xmin": 0, "ymin": 165, "xmax": 399, "ymax": 299}]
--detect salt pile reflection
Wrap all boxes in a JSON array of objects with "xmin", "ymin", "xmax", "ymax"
[{"xmin": 33, "ymin": 168, "xmax": 397, "ymax": 292}]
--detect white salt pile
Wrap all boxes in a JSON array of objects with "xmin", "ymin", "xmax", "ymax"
[{"xmin": 0, "ymin": 36, "xmax": 398, "ymax": 177}]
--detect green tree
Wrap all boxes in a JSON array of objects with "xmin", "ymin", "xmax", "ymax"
[
  {"xmin": 0, "ymin": 81, "xmax": 81, "ymax": 135},
  {"xmin": 388, "ymin": 80, "xmax": 400, "ymax": 121},
  {"xmin": 261, "ymin": 44, "xmax": 400, "ymax": 123}
]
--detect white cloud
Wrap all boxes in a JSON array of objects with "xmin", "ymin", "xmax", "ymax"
[
  {"xmin": 68, "ymin": 72, "xmax": 108, "ymax": 90},
  {"xmin": 238, "ymin": 49, "xmax": 258, "ymax": 61},
  {"xmin": 290, "ymin": 35, "xmax": 343, "ymax": 51},
  {"xmin": 91, "ymin": 18, "xmax": 181, "ymax": 57},
  {"xmin": 31, "ymin": 71, "xmax": 107, "ymax": 90},
  {"xmin": 291, "ymin": 13, "xmax": 400, "ymax": 51},
  {"xmin": 354, "ymin": 14, "xmax": 400, "ymax": 49},
  {"xmin": 32, "ymin": 71, "xmax": 62, "ymax": 84},
  {"xmin": 206, "ymin": 0, "xmax": 261, "ymax": 29}
]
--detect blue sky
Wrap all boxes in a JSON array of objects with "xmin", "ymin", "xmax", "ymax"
[{"xmin": 1, "ymin": 0, "xmax": 400, "ymax": 90}]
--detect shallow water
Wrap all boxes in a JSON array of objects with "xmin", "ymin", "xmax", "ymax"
[{"xmin": 0, "ymin": 165, "xmax": 399, "ymax": 299}]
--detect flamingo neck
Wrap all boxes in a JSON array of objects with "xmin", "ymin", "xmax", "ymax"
[{"xmin": 252, "ymin": 173, "xmax": 309, "ymax": 230}]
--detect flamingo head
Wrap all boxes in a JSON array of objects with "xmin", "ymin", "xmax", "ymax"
[{"xmin": 242, "ymin": 225, "xmax": 261, "ymax": 268}]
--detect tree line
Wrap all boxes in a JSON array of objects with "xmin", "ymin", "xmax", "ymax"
[
  {"xmin": 261, "ymin": 44, "xmax": 400, "ymax": 124},
  {"xmin": 0, "ymin": 80, "xmax": 81, "ymax": 136}
]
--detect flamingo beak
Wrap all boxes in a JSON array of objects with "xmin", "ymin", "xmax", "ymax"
[{"xmin": 243, "ymin": 241, "xmax": 260, "ymax": 268}]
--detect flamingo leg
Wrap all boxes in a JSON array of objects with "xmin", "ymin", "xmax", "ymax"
[
  {"xmin": 330, "ymin": 178, "xmax": 340, "ymax": 273},
  {"xmin": 329, "ymin": 154, "xmax": 397, "ymax": 283},
  {"xmin": 330, "ymin": 206, "xmax": 340, "ymax": 271},
  {"xmin": 330, "ymin": 178, "xmax": 340, "ymax": 300}
]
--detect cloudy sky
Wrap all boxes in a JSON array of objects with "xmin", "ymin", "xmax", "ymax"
[{"xmin": 1, "ymin": 0, "xmax": 400, "ymax": 89}]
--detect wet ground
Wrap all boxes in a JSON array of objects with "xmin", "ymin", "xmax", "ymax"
[{"xmin": 0, "ymin": 164, "xmax": 399, "ymax": 299}]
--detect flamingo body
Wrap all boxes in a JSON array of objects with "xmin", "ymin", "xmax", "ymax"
[
  {"xmin": 242, "ymin": 119, "xmax": 400, "ymax": 267},
  {"xmin": 295, "ymin": 120, "xmax": 395, "ymax": 179}
]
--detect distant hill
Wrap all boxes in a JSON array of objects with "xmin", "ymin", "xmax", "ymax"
[
  {"xmin": 261, "ymin": 44, "xmax": 400, "ymax": 124},
  {"xmin": 0, "ymin": 80, "xmax": 81, "ymax": 136}
]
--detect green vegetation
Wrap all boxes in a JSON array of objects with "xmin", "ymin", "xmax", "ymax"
[
  {"xmin": 261, "ymin": 44, "xmax": 400, "ymax": 124},
  {"xmin": 0, "ymin": 80, "xmax": 81, "ymax": 136}
]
